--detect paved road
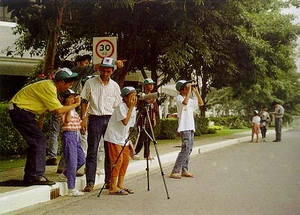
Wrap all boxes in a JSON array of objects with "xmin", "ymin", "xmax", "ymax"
[{"xmin": 10, "ymin": 128, "xmax": 300, "ymax": 215}]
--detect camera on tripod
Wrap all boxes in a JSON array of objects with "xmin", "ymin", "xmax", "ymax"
[{"xmin": 137, "ymin": 92, "xmax": 160, "ymax": 100}]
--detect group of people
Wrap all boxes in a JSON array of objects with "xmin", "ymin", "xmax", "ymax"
[
  {"xmin": 251, "ymin": 101, "xmax": 285, "ymax": 143},
  {"xmin": 9, "ymin": 54, "xmax": 205, "ymax": 197},
  {"xmin": 9, "ymin": 56, "xmax": 286, "ymax": 197}
]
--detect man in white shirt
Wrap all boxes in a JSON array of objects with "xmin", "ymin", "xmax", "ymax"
[
  {"xmin": 271, "ymin": 101, "xmax": 284, "ymax": 142},
  {"xmin": 80, "ymin": 57, "xmax": 123, "ymax": 192}
]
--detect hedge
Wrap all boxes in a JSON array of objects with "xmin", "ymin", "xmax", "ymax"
[{"xmin": 0, "ymin": 102, "xmax": 209, "ymax": 157}]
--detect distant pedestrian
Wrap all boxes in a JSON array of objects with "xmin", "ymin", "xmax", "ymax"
[
  {"xmin": 169, "ymin": 80, "xmax": 204, "ymax": 179},
  {"xmin": 260, "ymin": 107, "xmax": 270, "ymax": 142},
  {"xmin": 271, "ymin": 101, "xmax": 284, "ymax": 142},
  {"xmin": 104, "ymin": 86, "xmax": 137, "ymax": 195},
  {"xmin": 8, "ymin": 68, "xmax": 79, "ymax": 185},
  {"xmin": 251, "ymin": 110, "xmax": 261, "ymax": 143}
]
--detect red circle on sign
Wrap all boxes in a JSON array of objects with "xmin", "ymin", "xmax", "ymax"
[{"xmin": 95, "ymin": 39, "xmax": 115, "ymax": 59}]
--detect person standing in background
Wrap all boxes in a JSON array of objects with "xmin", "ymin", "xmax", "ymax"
[
  {"xmin": 134, "ymin": 78, "xmax": 159, "ymax": 161},
  {"xmin": 270, "ymin": 101, "xmax": 284, "ymax": 142},
  {"xmin": 251, "ymin": 110, "xmax": 261, "ymax": 143},
  {"xmin": 260, "ymin": 107, "xmax": 270, "ymax": 142}
]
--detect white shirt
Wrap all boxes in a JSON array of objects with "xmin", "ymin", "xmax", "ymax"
[
  {"xmin": 274, "ymin": 105, "xmax": 284, "ymax": 118},
  {"xmin": 176, "ymin": 95, "xmax": 199, "ymax": 132},
  {"xmin": 104, "ymin": 102, "xmax": 136, "ymax": 146},
  {"xmin": 80, "ymin": 76, "xmax": 122, "ymax": 116},
  {"xmin": 252, "ymin": 115, "xmax": 261, "ymax": 125}
]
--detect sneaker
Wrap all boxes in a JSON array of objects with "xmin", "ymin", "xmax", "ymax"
[
  {"xmin": 46, "ymin": 158, "xmax": 58, "ymax": 166},
  {"xmin": 83, "ymin": 184, "xmax": 94, "ymax": 192},
  {"xmin": 146, "ymin": 155, "xmax": 155, "ymax": 160},
  {"xmin": 68, "ymin": 189, "xmax": 84, "ymax": 197},
  {"xmin": 169, "ymin": 173, "xmax": 181, "ymax": 179},
  {"xmin": 181, "ymin": 171, "xmax": 194, "ymax": 178},
  {"xmin": 59, "ymin": 173, "xmax": 67, "ymax": 182},
  {"xmin": 133, "ymin": 155, "xmax": 140, "ymax": 160}
]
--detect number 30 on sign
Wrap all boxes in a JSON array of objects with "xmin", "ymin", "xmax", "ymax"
[{"xmin": 93, "ymin": 37, "xmax": 117, "ymax": 64}]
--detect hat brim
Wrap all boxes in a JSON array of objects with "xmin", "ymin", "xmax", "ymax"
[
  {"xmin": 100, "ymin": 65, "xmax": 115, "ymax": 68},
  {"xmin": 121, "ymin": 90, "xmax": 136, "ymax": 97},
  {"xmin": 176, "ymin": 80, "xmax": 192, "ymax": 91}
]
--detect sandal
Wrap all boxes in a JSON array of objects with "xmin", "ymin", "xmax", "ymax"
[
  {"xmin": 108, "ymin": 189, "xmax": 128, "ymax": 195},
  {"xmin": 123, "ymin": 188, "xmax": 134, "ymax": 194}
]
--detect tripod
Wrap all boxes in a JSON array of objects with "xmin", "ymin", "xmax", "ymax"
[
  {"xmin": 134, "ymin": 103, "xmax": 170, "ymax": 199},
  {"xmin": 97, "ymin": 103, "xmax": 170, "ymax": 199}
]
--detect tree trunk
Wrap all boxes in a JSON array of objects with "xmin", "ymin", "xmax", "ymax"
[{"xmin": 43, "ymin": 0, "xmax": 68, "ymax": 75}]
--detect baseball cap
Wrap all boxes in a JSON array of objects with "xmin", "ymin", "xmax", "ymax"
[
  {"xmin": 54, "ymin": 68, "xmax": 78, "ymax": 80},
  {"xmin": 121, "ymin": 86, "xmax": 136, "ymax": 97},
  {"xmin": 100, "ymin": 57, "xmax": 115, "ymax": 68},
  {"xmin": 61, "ymin": 89, "xmax": 78, "ymax": 98},
  {"xmin": 144, "ymin": 78, "xmax": 155, "ymax": 85},
  {"xmin": 175, "ymin": 80, "xmax": 192, "ymax": 91}
]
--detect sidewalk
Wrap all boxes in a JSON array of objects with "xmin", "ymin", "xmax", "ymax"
[{"xmin": 0, "ymin": 129, "xmax": 275, "ymax": 214}]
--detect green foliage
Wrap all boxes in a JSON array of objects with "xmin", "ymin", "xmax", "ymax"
[
  {"xmin": 195, "ymin": 116, "xmax": 209, "ymax": 136},
  {"xmin": 154, "ymin": 118, "xmax": 178, "ymax": 139},
  {"xmin": 209, "ymin": 116, "xmax": 249, "ymax": 129},
  {"xmin": 0, "ymin": 102, "xmax": 54, "ymax": 157},
  {"xmin": 0, "ymin": 103, "xmax": 27, "ymax": 156}
]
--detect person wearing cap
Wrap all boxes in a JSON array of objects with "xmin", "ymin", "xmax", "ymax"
[
  {"xmin": 259, "ymin": 107, "xmax": 270, "ymax": 142},
  {"xmin": 103, "ymin": 86, "xmax": 137, "ymax": 195},
  {"xmin": 251, "ymin": 110, "xmax": 261, "ymax": 143},
  {"xmin": 80, "ymin": 57, "xmax": 122, "ymax": 192},
  {"xmin": 134, "ymin": 78, "xmax": 159, "ymax": 160},
  {"xmin": 270, "ymin": 101, "xmax": 284, "ymax": 142},
  {"xmin": 8, "ymin": 68, "xmax": 80, "ymax": 185},
  {"xmin": 169, "ymin": 80, "xmax": 204, "ymax": 179},
  {"xmin": 58, "ymin": 89, "xmax": 85, "ymax": 196}
]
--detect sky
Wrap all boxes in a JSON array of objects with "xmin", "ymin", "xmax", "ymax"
[{"xmin": 282, "ymin": 6, "xmax": 300, "ymax": 73}]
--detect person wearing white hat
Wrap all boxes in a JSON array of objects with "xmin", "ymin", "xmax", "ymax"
[
  {"xmin": 80, "ymin": 57, "xmax": 123, "ymax": 192},
  {"xmin": 251, "ymin": 110, "xmax": 261, "ymax": 143},
  {"xmin": 169, "ymin": 80, "xmax": 203, "ymax": 179}
]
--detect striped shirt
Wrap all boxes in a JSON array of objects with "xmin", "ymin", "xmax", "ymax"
[
  {"xmin": 80, "ymin": 75, "xmax": 122, "ymax": 116},
  {"xmin": 61, "ymin": 110, "xmax": 82, "ymax": 131}
]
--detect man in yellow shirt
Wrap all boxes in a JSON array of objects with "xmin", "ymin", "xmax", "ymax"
[{"xmin": 9, "ymin": 68, "xmax": 81, "ymax": 185}]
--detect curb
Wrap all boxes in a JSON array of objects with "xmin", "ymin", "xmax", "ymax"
[{"xmin": 0, "ymin": 131, "xmax": 277, "ymax": 214}]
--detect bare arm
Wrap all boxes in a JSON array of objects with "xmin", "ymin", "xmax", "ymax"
[
  {"xmin": 53, "ymin": 96, "xmax": 81, "ymax": 115},
  {"xmin": 192, "ymin": 87, "xmax": 204, "ymax": 106},
  {"xmin": 80, "ymin": 100, "xmax": 88, "ymax": 134}
]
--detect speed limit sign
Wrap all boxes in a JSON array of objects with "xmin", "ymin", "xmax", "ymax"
[{"xmin": 93, "ymin": 37, "xmax": 117, "ymax": 64}]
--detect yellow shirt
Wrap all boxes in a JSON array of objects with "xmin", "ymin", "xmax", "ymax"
[{"xmin": 10, "ymin": 80, "xmax": 63, "ymax": 115}]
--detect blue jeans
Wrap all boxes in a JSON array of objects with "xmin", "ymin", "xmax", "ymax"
[
  {"xmin": 9, "ymin": 108, "xmax": 47, "ymax": 181},
  {"xmin": 47, "ymin": 113, "xmax": 60, "ymax": 159},
  {"xmin": 275, "ymin": 118, "xmax": 282, "ymax": 141},
  {"xmin": 62, "ymin": 131, "xmax": 85, "ymax": 189},
  {"xmin": 86, "ymin": 115, "xmax": 111, "ymax": 185},
  {"xmin": 171, "ymin": 130, "xmax": 194, "ymax": 174}
]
